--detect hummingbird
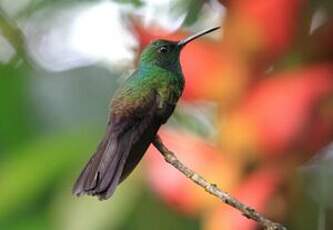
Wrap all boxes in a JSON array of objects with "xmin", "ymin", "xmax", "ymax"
[{"xmin": 73, "ymin": 26, "xmax": 220, "ymax": 200}]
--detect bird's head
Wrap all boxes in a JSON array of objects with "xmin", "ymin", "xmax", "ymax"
[{"xmin": 139, "ymin": 26, "xmax": 220, "ymax": 72}]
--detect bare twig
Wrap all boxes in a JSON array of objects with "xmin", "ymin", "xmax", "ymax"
[
  {"xmin": 153, "ymin": 135, "xmax": 287, "ymax": 230},
  {"xmin": 0, "ymin": 8, "xmax": 28, "ymax": 64}
]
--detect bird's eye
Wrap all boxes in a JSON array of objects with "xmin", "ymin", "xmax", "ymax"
[{"xmin": 158, "ymin": 46, "xmax": 168, "ymax": 54}]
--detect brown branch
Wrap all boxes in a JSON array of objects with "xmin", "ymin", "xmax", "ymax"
[
  {"xmin": 153, "ymin": 135, "xmax": 287, "ymax": 230},
  {"xmin": 0, "ymin": 7, "xmax": 28, "ymax": 64}
]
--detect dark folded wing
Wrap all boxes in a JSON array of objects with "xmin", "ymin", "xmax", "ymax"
[{"xmin": 73, "ymin": 89, "xmax": 162, "ymax": 200}]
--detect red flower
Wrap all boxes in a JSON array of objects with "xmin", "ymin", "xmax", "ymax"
[
  {"xmin": 145, "ymin": 129, "xmax": 241, "ymax": 215},
  {"xmin": 220, "ymin": 64, "xmax": 333, "ymax": 155},
  {"xmin": 204, "ymin": 167, "xmax": 283, "ymax": 230}
]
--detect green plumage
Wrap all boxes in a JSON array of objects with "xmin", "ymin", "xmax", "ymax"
[
  {"xmin": 73, "ymin": 27, "xmax": 219, "ymax": 200},
  {"xmin": 113, "ymin": 66, "xmax": 183, "ymax": 113}
]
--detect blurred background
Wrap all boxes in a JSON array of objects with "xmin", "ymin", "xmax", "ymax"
[{"xmin": 0, "ymin": 0, "xmax": 332, "ymax": 229}]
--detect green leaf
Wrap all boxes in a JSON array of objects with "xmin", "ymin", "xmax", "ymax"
[
  {"xmin": 0, "ymin": 131, "xmax": 98, "ymax": 219},
  {"xmin": 0, "ymin": 64, "xmax": 33, "ymax": 150},
  {"xmin": 50, "ymin": 170, "xmax": 144, "ymax": 230}
]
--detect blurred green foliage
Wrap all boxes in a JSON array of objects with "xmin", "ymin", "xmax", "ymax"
[
  {"xmin": 0, "ymin": 1, "xmax": 203, "ymax": 229},
  {"xmin": 0, "ymin": 64, "xmax": 31, "ymax": 150}
]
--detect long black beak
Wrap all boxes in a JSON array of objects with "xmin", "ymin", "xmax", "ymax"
[{"xmin": 177, "ymin": 26, "xmax": 220, "ymax": 48}]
